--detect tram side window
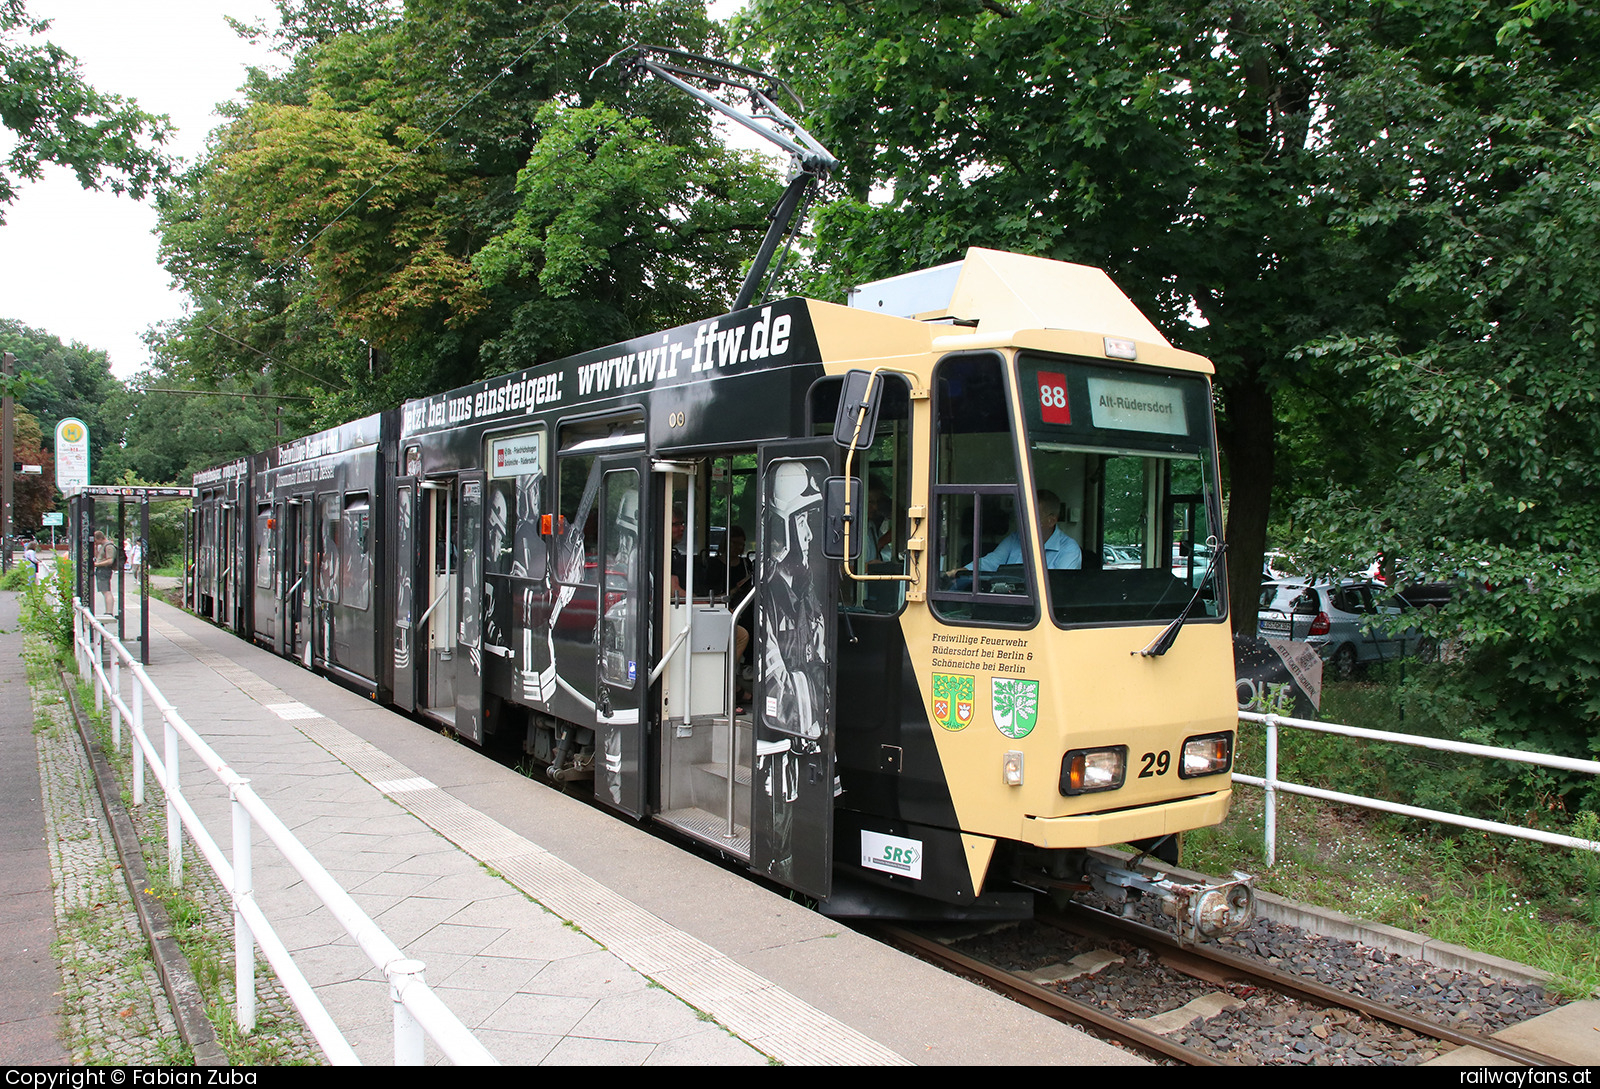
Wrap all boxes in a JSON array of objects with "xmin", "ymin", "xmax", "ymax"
[
  {"xmin": 317, "ymin": 494, "xmax": 340, "ymax": 605},
  {"xmin": 557, "ymin": 454, "xmax": 599, "ymax": 585},
  {"xmin": 810, "ymin": 374, "xmax": 913, "ymax": 615},
  {"xmin": 484, "ymin": 428, "xmax": 546, "ymax": 583},
  {"xmin": 600, "ymin": 469, "xmax": 640, "ymax": 687},
  {"xmin": 930, "ymin": 355, "xmax": 1034, "ymax": 625},
  {"xmin": 198, "ymin": 503, "xmax": 215, "ymax": 589},
  {"xmin": 554, "ymin": 413, "xmax": 643, "ymax": 587},
  {"xmin": 341, "ymin": 495, "xmax": 372, "ymax": 611}
]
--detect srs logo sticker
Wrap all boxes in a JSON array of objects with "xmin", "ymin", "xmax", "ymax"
[
  {"xmin": 861, "ymin": 830, "xmax": 923, "ymax": 880},
  {"xmin": 931, "ymin": 673, "xmax": 974, "ymax": 730}
]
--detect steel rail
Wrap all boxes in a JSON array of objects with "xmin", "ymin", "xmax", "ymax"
[
  {"xmin": 1041, "ymin": 903, "xmax": 1567, "ymax": 1068},
  {"xmin": 870, "ymin": 924, "xmax": 1227, "ymax": 1067}
]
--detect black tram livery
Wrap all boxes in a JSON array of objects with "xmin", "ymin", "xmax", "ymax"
[
  {"xmin": 191, "ymin": 457, "xmax": 251, "ymax": 633},
  {"xmin": 253, "ymin": 414, "xmax": 391, "ymax": 694},
  {"xmin": 189, "ymin": 248, "xmax": 1258, "ymax": 932}
]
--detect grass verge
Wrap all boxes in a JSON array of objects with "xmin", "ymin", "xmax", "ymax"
[{"xmin": 1186, "ymin": 673, "xmax": 1600, "ymax": 999}]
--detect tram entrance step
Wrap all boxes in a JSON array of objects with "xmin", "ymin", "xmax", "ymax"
[{"xmin": 657, "ymin": 806, "xmax": 751, "ymax": 860}]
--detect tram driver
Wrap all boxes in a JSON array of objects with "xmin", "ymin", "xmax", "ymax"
[{"xmin": 944, "ymin": 488, "xmax": 1081, "ymax": 588}]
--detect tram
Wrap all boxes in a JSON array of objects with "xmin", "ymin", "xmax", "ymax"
[
  {"xmin": 187, "ymin": 48, "xmax": 1253, "ymax": 931},
  {"xmin": 188, "ymin": 246, "xmax": 1254, "ymax": 930}
]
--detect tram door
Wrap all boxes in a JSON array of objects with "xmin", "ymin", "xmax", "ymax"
[
  {"xmin": 309, "ymin": 493, "xmax": 343, "ymax": 668},
  {"xmin": 276, "ymin": 500, "xmax": 309, "ymax": 661},
  {"xmin": 594, "ymin": 458, "xmax": 647, "ymax": 818},
  {"xmin": 751, "ymin": 441, "xmax": 839, "ymax": 899},
  {"xmin": 391, "ymin": 478, "xmax": 418, "ymax": 712},
  {"xmin": 295, "ymin": 501, "xmax": 314, "ymax": 665},
  {"xmin": 218, "ymin": 505, "xmax": 234, "ymax": 626},
  {"xmin": 232, "ymin": 500, "xmax": 249, "ymax": 631},
  {"xmin": 420, "ymin": 479, "xmax": 457, "ymax": 724},
  {"xmin": 455, "ymin": 471, "xmax": 487, "ymax": 744},
  {"xmin": 182, "ymin": 504, "xmax": 195, "ymax": 611},
  {"xmin": 269, "ymin": 501, "xmax": 286, "ymax": 654}
]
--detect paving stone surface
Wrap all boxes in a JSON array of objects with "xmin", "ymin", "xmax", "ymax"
[{"xmin": 35, "ymin": 679, "xmax": 184, "ymax": 1063}]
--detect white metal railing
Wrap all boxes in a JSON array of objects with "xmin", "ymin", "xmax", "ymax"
[
  {"xmin": 1236, "ymin": 710, "xmax": 1600, "ymax": 866},
  {"xmin": 72, "ymin": 602, "xmax": 498, "ymax": 1066}
]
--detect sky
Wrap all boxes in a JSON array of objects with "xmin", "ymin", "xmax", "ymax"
[
  {"xmin": 0, "ymin": 2, "xmax": 770, "ymax": 382},
  {"xmin": 0, "ymin": 1, "xmax": 284, "ymax": 379}
]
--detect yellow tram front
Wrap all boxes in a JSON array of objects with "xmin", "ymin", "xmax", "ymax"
[{"xmin": 830, "ymin": 250, "xmax": 1248, "ymax": 931}]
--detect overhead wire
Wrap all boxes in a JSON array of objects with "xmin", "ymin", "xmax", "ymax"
[{"xmin": 204, "ymin": 324, "xmax": 352, "ymax": 392}]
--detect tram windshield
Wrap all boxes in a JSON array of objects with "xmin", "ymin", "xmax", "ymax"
[
  {"xmin": 929, "ymin": 352, "xmax": 1224, "ymax": 628},
  {"xmin": 1019, "ymin": 354, "xmax": 1225, "ymax": 628}
]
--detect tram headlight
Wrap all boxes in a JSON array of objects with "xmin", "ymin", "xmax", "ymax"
[
  {"xmin": 1179, "ymin": 733, "xmax": 1233, "ymax": 779},
  {"xmin": 1059, "ymin": 746, "xmax": 1127, "ymax": 796}
]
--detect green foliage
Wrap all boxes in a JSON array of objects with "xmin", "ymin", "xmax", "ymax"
[
  {"xmin": 472, "ymin": 101, "xmax": 781, "ymax": 364},
  {"xmin": 733, "ymin": 0, "xmax": 1445, "ymax": 629},
  {"xmin": 142, "ymin": 497, "xmax": 189, "ymax": 569},
  {"xmin": 1286, "ymin": 1, "xmax": 1600, "ymax": 783},
  {"xmin": 0, "ymin": 406, "xmax": 56, "ymax": 530},
  {"xmin": 0, "ymin": 0, "xmax": 173, "ymax": 221},
  {"xmin": 0, "ymin": 317, "xmax": 121, "ymax": 481},
  {"xmin": 155, "ymin": 0, "xmax": 775, "ymax": 416},
  {"xmin": 96, "ymin": 366, "xmax": 294, "ymax": 485},
  {"xmin": 19, "ymin": 556, "xmax": 73, "ymax": 652}
]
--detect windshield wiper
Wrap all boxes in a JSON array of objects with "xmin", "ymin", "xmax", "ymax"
[{"xmin": 1138, "ymin": 539, "xmax": 1226, "ymax": 658}]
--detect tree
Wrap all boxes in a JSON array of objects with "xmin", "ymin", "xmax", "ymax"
[
  {"xmin": 1291, "ymin": 4, "xmax": 1600, "ymax": 789},
  {"xmin": 0, "ymin": 0, "xmax": 171, "ymax": 221},
  {"xmin": 98, "ymin": 354, "xmax": 301, "ymax": 485},
  {"xmin": 10, "ymin": 405, "xmax": 54, "ymax": 531},
  {"xmin": 156, "ymin": 0, "xmax": 782, "ymax": 416},
  {"xmin": 734, "ymin": 0, "xmax": 1441, "ymax": 636},
  {"xmin": 471, "ymin": 101, "xmax": 784, "ymax": 365},
  {"xmin": 0, "ymin": 318, "xmax": 121, "ymax": 476}
]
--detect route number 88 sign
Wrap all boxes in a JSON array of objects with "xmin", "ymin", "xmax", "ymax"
[{"xmin": 1037, "ymin": 371, "xmax": 1071, "ymax": 424}]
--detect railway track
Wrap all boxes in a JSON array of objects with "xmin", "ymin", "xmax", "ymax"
[{"xmin": 874, "ymin": 903, "xmax": 1569, "ymax": 1067}]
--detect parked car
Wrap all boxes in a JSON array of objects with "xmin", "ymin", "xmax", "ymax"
[
  {"xmin": 1102, "ymin": 543, "xmax": 1143, "ymax": 569},
  {"xmin": 1171, "ymin": 541, "xmax": 1216, "ymax": 585},
  {"xmin": 1394, "ymin": 581, "xmax": 1453, "ymax": 610},
  {"xmin": 1257, "ymin": 579, "xmax": 1432, "ymax": 676}
]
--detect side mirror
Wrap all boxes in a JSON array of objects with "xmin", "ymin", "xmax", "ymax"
[
  {"xmin": 832, "ymin": 369, "xmax": 882, "ymax": 451},
  {"xmin": 822, "ymin": 475, "xmax": 864, "ymax": 561}
]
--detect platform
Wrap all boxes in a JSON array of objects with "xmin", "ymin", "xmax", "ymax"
[{"xmin": 79, "ymin": 597, "xmax": 1139, "ymax": 1065}]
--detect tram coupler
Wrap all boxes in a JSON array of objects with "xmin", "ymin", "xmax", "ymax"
[{"xmin": 1083, "ymin": 857, "xmax": 1256, "ymax": 941}]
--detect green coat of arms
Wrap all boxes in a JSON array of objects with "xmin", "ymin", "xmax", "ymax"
[{"xmin": 991, "ymin": 678, "xmax": 1039, "ymax": 739}]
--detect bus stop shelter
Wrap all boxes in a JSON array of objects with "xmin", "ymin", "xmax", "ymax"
[{"xmin": 70, "ymin": 486, "xmax": 196, "ymax": 665}]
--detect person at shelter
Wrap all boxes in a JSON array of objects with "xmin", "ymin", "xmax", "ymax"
[{"xmin": 94, "ymin": 531, "xmax": 117, "ymax": 614}]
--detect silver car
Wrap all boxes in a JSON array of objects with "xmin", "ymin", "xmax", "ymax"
[{"xmin": 1257, "ymin": 580, "xmax": 1429, "ymax": 676}]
